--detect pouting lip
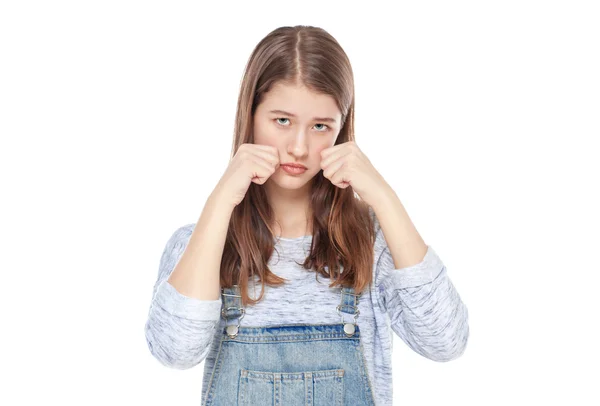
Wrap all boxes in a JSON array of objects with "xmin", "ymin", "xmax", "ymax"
[{"xmin": 281, "ymin": 163, "xmax": 307, "ymax": 169}]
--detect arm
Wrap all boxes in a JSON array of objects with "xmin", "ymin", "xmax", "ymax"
[
  {"xmin": 144, "ymin": 225, "xmax": 222, "ymax": 369},
  {"xmin": 144, "ymin": 192, "xmax": 234, "ymax": 369},
  {"xmin": 369, "ymin": 193, "xmax": 469, "ymax": 362}
]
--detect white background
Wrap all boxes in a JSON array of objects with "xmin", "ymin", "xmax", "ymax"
[{"xmin": 1, "ymin": 1, "xmax": 599, "ymax": 405}]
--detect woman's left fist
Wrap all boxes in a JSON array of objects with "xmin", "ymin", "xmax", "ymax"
[{"xmin": 320, "ymin": 141, "xmax": 388, "ymax": 205}]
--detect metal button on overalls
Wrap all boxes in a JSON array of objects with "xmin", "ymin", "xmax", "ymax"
[{"xmin": 201, "ymin": 284, "xmax": 376, "ymax": 406}]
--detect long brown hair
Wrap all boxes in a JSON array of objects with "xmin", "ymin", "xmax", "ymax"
[{"xmin": 220, "ymin": 25, "xmax": 376, "ymax": 307}]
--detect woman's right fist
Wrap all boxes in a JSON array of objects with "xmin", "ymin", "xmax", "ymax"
[{"xmin": 215, "ymin": 143, "xmax": 280, "ymax": 207}]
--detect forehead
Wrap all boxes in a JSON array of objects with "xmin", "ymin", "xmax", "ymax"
[{"xmin": 259, "ymin": 82, "xmax": 341, "ymax": 121}]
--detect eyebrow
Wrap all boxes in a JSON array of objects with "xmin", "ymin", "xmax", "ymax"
[{"xmin": 269, "ymin": 109, "xmax": 337, "ymax": 123}]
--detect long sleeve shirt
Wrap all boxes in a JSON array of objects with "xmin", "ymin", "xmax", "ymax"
[{"xmin": 144, "ymin": 208, "xmax": 469, "ymax": 406}]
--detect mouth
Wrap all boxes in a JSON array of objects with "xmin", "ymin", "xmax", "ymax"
[
  {"xmin": 281, "ymin": 163, "xmax": 307, "ymax": 169},
  {"xmin": 280, "ymin": 164, "xmax": 307, "ymax": 175}
]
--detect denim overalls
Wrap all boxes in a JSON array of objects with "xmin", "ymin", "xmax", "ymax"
[{"xmin": 201, "ymin": 283, "xmax": 376, "ymax": 406}]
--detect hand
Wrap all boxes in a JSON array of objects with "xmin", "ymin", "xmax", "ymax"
[
  {"xmin": 215, "ymin": 143, "xmax": 280, "ymax": 207},
  {"xmin": 320, "ymin": 141, "xmax": 389, "ymax": 206}
]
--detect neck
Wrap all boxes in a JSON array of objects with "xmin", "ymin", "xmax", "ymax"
[{"xmin": 265, "ymin": 180, "xmax": 313, "ymax": 237}]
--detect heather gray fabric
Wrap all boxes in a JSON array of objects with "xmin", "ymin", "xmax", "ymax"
[{"xmin": 145, "ymin": 208, "xmax": 469, "ymax": 405}]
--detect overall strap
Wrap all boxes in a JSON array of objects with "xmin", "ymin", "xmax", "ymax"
[
  {"xmin": 221, "ymin": 285, "xmax": 244, "ymax": 339},
  {"xmin": 337, "ymin": 286, "xmax": 361, "ymax": 337}
]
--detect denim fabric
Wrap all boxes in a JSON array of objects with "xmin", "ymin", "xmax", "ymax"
[{"xmin": 202, "ymin": 285, "xmax": 376, "ymax": 406}]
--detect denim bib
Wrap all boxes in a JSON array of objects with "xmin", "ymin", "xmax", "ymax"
[{"xmin": 201, "ymin": 284, "xmax": 376, "ymax": 405}]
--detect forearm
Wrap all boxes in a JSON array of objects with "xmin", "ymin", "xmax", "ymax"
[
  {"xmin": 370, "ymin": 185, "xmax": 428, "ymax": 269},
  {"xmin": 167, "ymin": 188, "xmax": 234, "ymax": 301}
]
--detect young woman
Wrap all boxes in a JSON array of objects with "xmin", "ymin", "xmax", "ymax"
[{"xmin": 145, "ymin": 25, "xmax": 469, "ymax": 406}]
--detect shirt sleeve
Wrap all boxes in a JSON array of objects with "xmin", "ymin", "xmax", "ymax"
[
  {"xmin": 144, "ymin": 223, "xmax": 223, "ymax": 369},
  {"xmin": 370, "ymin": 207, "xmax": 470, "ymax": 362}
]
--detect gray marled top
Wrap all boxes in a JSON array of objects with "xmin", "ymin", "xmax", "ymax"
[{"xmin": 144, "ymin": 208, "xmax": 469, "ymax": 406}]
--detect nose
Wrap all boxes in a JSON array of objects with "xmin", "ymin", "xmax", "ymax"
[{"xmin": 287, "ymin": 128, "xmax": 309, "ymax": 158}]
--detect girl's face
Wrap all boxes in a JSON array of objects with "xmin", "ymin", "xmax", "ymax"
[{"xmin": 252, "ymin": 81, "xmax": 342, "ymax": 191}]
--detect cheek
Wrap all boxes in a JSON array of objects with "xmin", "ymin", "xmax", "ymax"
[
  {"xmin": 315, "ymin": 145, "xmax": 328, "ymax": 156},
  {"xmin": 254, "ymin": 122, "xmax": 281, "ymax": 146},
  {"xmin": 253, "ymin": 119, "xmax": 273, "ymax": 144},
  {"xmin": 315, "ymin": 138, "xmax": 334, "ymax": 154},
  {"xmin": 313, "ymin": 145, "xmax": 329, "ymax": 167}
]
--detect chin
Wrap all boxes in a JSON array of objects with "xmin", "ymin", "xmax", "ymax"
[{"xmin": 269, "ymin": 171, "xmax": 314, "ymax": 189}]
